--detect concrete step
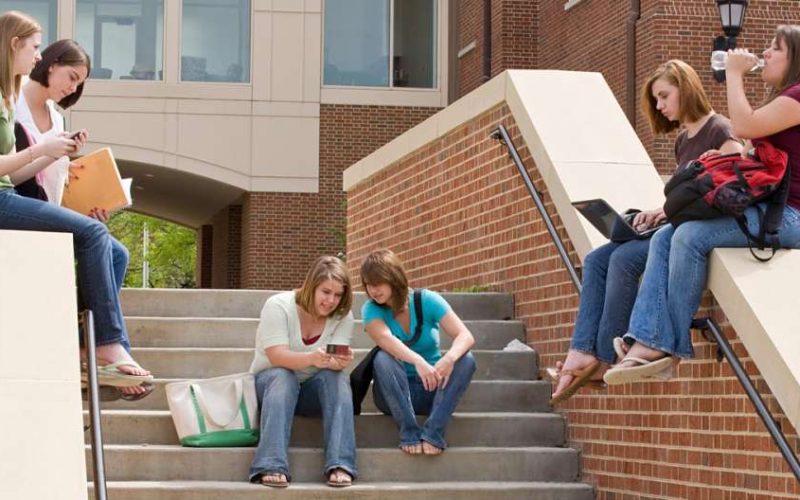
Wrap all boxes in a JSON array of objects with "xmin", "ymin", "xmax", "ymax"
[
  {"xmin": 125, "ymin": 317, "xmax": 526, "ymax": 350},
  {"xmin": 95, "ymin": 379, "xmax": 552, "ymax": 413},
  {"xmin": 121, "ymin": 289, "xmax": 515, "ymax": 321},
  {"xmin": 132, "ymin": 348, "xmax": 538, "ymax": 380},
  {"xmin": 91, "ymin": 480, "xmax": 595, "ymax": 500},
  {"xmin": 88, "ymin": 446, "xmax": 581, "ymax": 483},
  {"xmin": 87, "ymin": 411, "xmax": 565, "ymax": 447}
]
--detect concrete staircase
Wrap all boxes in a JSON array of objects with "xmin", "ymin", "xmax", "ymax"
[{"xmin": 85, "ymin": 289, "xmax": 594, "ymax": 499}]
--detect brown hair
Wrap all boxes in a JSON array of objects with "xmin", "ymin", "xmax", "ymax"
[
  {"xmin": 0, "ymin": 11, "xmax": 41, "ymax": 109},
  {"xmin": 29, "ymin": 39, "xmax": 91, "ymax": 109},
  {"xmin": 767, "ymin": 25, "xmax": 800, "ymax": 103},
  {"xmin": 641, "ymin": 59, "xmax": 712, "ymax": 134},
  {"xmin": 295, "ymin": 255, "xmax": 352, "ymax": 318},
  {"xmin": 359, "ymin": 249, "xmax": 409, "ymax": 314}
]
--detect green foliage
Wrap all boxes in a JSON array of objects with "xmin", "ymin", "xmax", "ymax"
[{"xmin": 108, "ymin": 211, "xmax": 197, "ymax": 288}]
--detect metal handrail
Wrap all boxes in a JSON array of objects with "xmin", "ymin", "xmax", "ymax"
[
  {"xmin": 490, "ymin": 125, "xmax": 582, "ymax": 293},
  {"xmin": 491, "ymin": 123, "xmax": 800, "ymax": 484},
  {"xmin": 81, "ymin": 310, "xmax": 108, "ymax": 500}
]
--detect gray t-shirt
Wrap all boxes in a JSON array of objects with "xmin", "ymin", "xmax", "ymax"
[{"xmin": 674, "ymin": 113, "xmax": 736, "ymax": 169}]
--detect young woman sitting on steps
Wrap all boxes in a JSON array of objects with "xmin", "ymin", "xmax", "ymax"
[
  {"xmin": 548, "ymin": 60, "xmax": 742, "ymax": 404},
  {"xmin": 249, "ymin": 256, "xmax": 356, "ymax": 488},
  {"xmin": 605, "ymin": 27, "xmax": 800, "ymax": 385}
]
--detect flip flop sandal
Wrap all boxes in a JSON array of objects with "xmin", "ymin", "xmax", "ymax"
[
  {"xmin": 613, "ymin": 337, "xmax": 629, "ymax": 361},
  {"xmin": 549, "ymin": 360, "xmax": 602, "ymax": 405},
  {"xmin": 326, "ymin": 469, "xmax": 353, "ymax": 487},
  {"xmin": 81, "ymin": 385, "xmax": 122, "ymax": 402},
  {"xmin": 119, "ymin": 382, "xmax": 155, "ymax": 402},
  {"xmin": 546, "ymin": 366, "xmax": 605, "ymax": 391},
  {"xmin": 260, "ymin": 472, "xmax": 289, "ymax": 488},
  {"xmin": 81, "ymin": 360, "xmax": 154, "ymax": 388},
  {"xmin": 603, "ymin": 356, "xmax": 673, "ymax": 385}
]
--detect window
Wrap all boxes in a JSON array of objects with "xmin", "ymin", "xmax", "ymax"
[
  {"xmin": 181, "ymin": 0, "xmax": 250, "ymax": 83},
  {"xmin": 324, "ymin": 0, "xmax": 437, "ymax": 89},
  {"xmin": 0, "ymin": 0, "xmax": 58, "ymax": 45},
  {"xmin": 76, "ymin": 0, "xmax": 164, "ymax": 81}
]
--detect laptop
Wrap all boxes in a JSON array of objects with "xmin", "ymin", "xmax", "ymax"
[{"xmin": 572, "ymin": 198, "xmax": 665, "ymax": 242}]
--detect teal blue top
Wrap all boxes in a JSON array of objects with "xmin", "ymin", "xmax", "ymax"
[{"xmin": 361, "ymin": 288, "xmax": 452, "ymax": 377}]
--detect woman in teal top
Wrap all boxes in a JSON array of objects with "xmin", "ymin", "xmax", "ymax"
[
  {"xmin": 360, "ymin": 249, "xmax": 476, "ymax": 456},
  {"xmin": 0, "ymin": 11, "xmax": 152, "ymax": 395}
]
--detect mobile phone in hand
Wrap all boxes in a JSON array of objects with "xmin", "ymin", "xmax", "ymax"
[
  {"xmin": 326, "ymin": 344, "xmax": 350, "ymax": 355},
  {"xmin": 68, "ymin": 130, "xmax": 82, "ymax": 139}
]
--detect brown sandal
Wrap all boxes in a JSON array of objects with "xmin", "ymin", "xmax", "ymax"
[
  {"xmin": 326, "ymin": 468, "xmax": 352, "ymax": 487},
  {"xmin": 549, "ymin": 360, "xmax": 603, "ymax": 405}
]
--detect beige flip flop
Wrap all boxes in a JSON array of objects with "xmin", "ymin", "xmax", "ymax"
[{"xmin": 603, "ymin": 356, "xmax": 673, "ymax": 385}]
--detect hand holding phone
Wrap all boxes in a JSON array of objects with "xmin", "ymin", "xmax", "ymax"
[
  {"xmin": 68, "ymin": 130, "xmax": 82, "ymax": 139},
  {"xmin": 326, "ymin": 344, "xmax": 351, "ymax": 355}
]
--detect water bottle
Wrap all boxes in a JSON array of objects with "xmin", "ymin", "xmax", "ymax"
[{"xmin": 711, "ymin": 50, "xmax": 764, "ymax": 72}]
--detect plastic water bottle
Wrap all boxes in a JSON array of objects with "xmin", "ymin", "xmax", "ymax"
[{"xmin": 711, "ymin": 50, "xmax": 764, "ymax": 71}]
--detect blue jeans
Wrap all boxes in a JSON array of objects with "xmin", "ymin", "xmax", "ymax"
[
  {"xmin": 626, "ymin": 205, "xmax": 800, "ymax": 358},
  {"xmin": 372, "ymin": 350, "xmax": 476, "ymax": 449},
  {"xmin": 0, "ymin": 189, "xmax": 128, "ymax": 346},
  {"xmin": 249, "ymin": 367, "xmax": 357, "ymax": 482},
  {"xmin": 570, "ymin": 239, "xmax": 649, "ymax": 363}
]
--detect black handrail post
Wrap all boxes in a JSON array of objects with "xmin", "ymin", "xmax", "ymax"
[
  {"xmin": 81, "ymin": 310, "xmax": 108, "ymax": 500},
  {"xmin": 693, "ymin": 317, "xmax": 800, "ymax": 482},
  {"xmin": 490, "ymin": 124, "xmax": 582, "ymax": 294}
]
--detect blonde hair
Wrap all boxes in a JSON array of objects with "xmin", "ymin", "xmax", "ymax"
[
  {"xmin": 359, "ymin": 249, "xmax": 409, "ymax": 314},
  {"xmin": 295, "ymin": 256, "xmax": 352, "ymax": 318},
  {"xmin": 641, "ymin": 59, "xmax": 712, "ymax": 134},
  {"xmin": 0, "ymin": 11, "xmax": 41, "ymax": 109}
]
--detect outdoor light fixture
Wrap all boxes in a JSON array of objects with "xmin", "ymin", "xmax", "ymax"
[{"xmin": 713, "ymin": 0, "xmax": 749, "ymax": 82}]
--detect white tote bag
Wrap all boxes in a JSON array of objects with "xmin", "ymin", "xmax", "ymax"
[{"xmin": 165, "ymin": 372, "xmax": 259, "ymax": 447}]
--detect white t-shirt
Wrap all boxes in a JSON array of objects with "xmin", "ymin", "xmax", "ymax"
[
  {"xmin": 249, "ymin": 291, "xmax": 354, "ymax": 382},
  {"xmin": 15, "ymin": 88, "xmax": 70, "ymax": 204}
]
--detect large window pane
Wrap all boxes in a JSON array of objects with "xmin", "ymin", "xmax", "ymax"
[
  {"xmin": 181, "ymin": 0, "xmax": 250, "ymax": 83},
  {"xmin": 76, "ymin": 0, "xmax": 164, "ymax": 81},
  {"xmin": 0, "ymin": 0, "xmax": 58, "ymax": 45},
  {"xmin": 324, "ymin": 0, "xmax": 389, "ymax": 87},
  {"xmin": 393, "ymin": 0, "xmax": 436, "ymax": 88}
]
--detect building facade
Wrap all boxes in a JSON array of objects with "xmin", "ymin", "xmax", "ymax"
[{"xmin": 8, "ymin": 0, "xmax": 798, "ymax": 289}]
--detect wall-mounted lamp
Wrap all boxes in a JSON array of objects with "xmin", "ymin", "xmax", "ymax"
[{"xmin": 713, "ymin": 0, "xmax": 749, "ymax": 82}]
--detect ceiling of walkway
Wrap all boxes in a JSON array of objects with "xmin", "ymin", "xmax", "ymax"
[{"xmin": 118, "ymin": 159, "xmax": 245, "ymax": 228}]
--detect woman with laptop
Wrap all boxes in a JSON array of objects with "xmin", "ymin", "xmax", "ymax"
[
  {"xmin": 549, "ymin": 60, "xmax": 742, "ymax": 403},
  {"xmin": 604, "ymin": 26, "xmax": 800, "ymax": 385}
]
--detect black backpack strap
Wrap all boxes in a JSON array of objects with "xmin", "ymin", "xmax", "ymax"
[{"xmin": 404, "ymin": 289, "xmax": 424, "ymax": 347}]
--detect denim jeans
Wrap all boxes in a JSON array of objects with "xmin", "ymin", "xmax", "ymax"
[
  {"xmin": 0, "ymin": 189, "xmax": 128, "ymax": 346},
  {"xmin": 570, "ymin": 239, "xmax": 649, "ymax": 363},
  {"xmin": 372, "ymin": 349, "xmax": 476, "ymax": 449},
  {"xmin": 249, "ymin": 367, "xmax": 357, "ymax": 482},
  {"xmin": 626, "ymin": 205, "xmax": 800, "ymax": 358}
]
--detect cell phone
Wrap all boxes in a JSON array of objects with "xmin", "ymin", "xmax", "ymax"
[
  {"xmin": 68, "ymin": 130, "xmax": 82, "ymax": 139},
  {"xmin": 326, "ymin": 344, "xmax": 350, "ymax": 355}
]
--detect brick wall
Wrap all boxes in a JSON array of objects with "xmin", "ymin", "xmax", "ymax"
[
  {"xmin": 456, "ymin": 0, "xmax": 538, "ymax": 99},
  {"xmin": 345, "ymin": 104, "xmax": 800, "ymax": 498},
  {"xmin": 239, "ymin": 104, "xmax": 438, "ymax": 289}
]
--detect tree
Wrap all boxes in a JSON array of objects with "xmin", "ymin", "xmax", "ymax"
[{"xmin": 108, "ymin": 211, "xmax": 197, "ymax": 288}]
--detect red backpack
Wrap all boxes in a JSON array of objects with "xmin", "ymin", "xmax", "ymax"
[{"xmin": 663, "ymin": 140, "xmax": 790, "ymax": 261}]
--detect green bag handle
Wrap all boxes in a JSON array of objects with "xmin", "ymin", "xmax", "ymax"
[{"xmin": 189, "ymin": 378, "xmax": 251, "ymax": 433}]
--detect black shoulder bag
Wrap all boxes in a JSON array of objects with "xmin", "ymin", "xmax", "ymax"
[{"xmin": 350, "ymin": 289, "xmax": 424, "ymax": 415}]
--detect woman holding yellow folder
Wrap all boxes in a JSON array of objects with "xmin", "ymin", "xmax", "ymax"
[{"xmin": 0, "ymin": 11, "xmax": 153, "ymax": 396}]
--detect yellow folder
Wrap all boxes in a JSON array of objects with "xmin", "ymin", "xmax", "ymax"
[{"xmin": 61, "ymin": 147, "xmax": 132, "ymax": 215}]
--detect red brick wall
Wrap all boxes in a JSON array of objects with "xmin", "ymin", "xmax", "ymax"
[
  {"xmin": 345, "ymin": 105, "xmax": 800, "ymax": 498},
  {"xmin": 239, "ymin": 104, "xmax": 438, "ymax": 289},
  {"xmin": 456, "ymin": 0, "xmax": 538, "ymax": 99}
]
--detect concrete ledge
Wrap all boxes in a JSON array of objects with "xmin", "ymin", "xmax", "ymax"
[
  {"xmin": 0, "ymin": 230, "xmax": 86, "ymax": 499},
  {"xmin": 708, "ymin": 248, "xmax": 800, "ymax": 430}
]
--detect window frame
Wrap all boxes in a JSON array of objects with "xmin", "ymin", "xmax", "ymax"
[
  {"xmin": 320, "ymin": 0, "xmax": 446, "ymax": 105},
  {"xmin": 177, "ymin": 0, "xmax": 254, "ymax": 86}
]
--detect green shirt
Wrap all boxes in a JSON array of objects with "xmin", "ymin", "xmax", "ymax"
[{"xmin": 0, "ymin": 99, "xmax": 15, "ymax": 190}]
